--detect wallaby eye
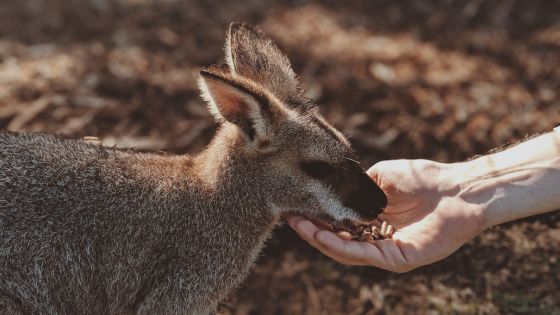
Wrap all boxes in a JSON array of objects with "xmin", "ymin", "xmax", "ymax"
[{"xmin": 301, "ymin": 160, "xmax": 335, "ymax": 179}]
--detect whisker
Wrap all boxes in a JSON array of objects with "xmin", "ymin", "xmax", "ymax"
[{"xmin": 343, "ymin": 157, "xmax": 361, "ymax": 164}]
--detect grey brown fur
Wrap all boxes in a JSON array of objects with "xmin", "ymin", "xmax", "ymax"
[{"xmin": 0, "ymin": 23, "xmax": 386, "ymax": 314}]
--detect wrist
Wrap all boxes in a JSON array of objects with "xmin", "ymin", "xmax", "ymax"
[
  {"xmin": 438, "ymin": 160, "xmax": 490, "ymax": 228},
  {"xmin": 452, "ymin": 157, "xmax": 509, "ymax": 229}
]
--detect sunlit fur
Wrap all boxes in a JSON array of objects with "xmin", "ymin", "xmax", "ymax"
[{"xmin": 0, "ymin": 23, "xmax": 375, "ymax": 314}]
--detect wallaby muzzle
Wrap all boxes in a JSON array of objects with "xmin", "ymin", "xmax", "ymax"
[{"xmin": 341, "ymin": 159, "xmax": 388, "ymax": 221}]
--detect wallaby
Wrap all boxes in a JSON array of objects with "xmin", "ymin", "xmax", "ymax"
[{"xmin": 0, "ymin": 23, "xmax": 387, "ymax": 315}]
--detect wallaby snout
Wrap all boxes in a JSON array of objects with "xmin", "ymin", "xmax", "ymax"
[
  {"xmin": 340, "ymin": 158, "xmax": 387, "ymax": 221},
  {"xmin": 344, "ymin": 172, "xmax": 387, "ymax": 221}
]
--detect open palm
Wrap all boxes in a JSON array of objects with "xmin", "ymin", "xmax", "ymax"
[{"xmin": 288, "ymin": 159, "xmax": 487, "ymax": 272}]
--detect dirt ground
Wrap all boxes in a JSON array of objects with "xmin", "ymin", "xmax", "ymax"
[{"xmin": 1, "ymin": 0, "xmax": 559, "ymax": 314}]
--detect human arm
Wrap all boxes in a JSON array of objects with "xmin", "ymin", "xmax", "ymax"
[
  {"xmin": 455, "ymin": 132, "xmax": 560, "ymax": 227},
  {"xmin": 288, "ymin": 131, "xmax": 560, "ymax": 272}
]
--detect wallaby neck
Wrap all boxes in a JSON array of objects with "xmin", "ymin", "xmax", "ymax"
[{"xmin": 194, "ymin": 124, "xmax": 276, "ymax": 228}]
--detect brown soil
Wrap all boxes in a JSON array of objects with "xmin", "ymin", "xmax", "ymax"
[{"xmin": 1, "ymin": 1, "xmax": 559, "ymax": 314}]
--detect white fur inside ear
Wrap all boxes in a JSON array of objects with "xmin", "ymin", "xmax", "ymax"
[
  {"xmin": 198, "ymin": 76, "xmax": 226, "ymax": 123},
  {"xmin": 245, "ymin": 100, "xmax": 266, "ymax": 137},
  {"xmin": 225, "ymin": 37, "xmax": 236, "ymax": 74},
  {"xmin": 198, "ymin": 74, "xmax": 268, "ymax": 138}
]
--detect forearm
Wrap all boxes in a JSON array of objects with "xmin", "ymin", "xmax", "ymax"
[{"xmin": 453, "ymin": 132, "xmax": 560, "ymax": 228}]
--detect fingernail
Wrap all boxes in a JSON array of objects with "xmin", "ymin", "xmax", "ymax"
[{"xmin": 337, "ymin": 231, "xmax": 353, "ymax": 241}]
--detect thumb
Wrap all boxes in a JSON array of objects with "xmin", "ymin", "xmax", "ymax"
[
  {"xmin": 367, "ymin": 159, "xmax": 402, "ymax": 183},
  {"xmin": 366, "ymin": 162, "xmax": 385, "ymax": 185}
]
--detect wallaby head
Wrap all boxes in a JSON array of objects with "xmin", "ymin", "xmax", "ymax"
[{"xmin": 198, "ymin": 23, "xmax": 387, "ymax": 227}]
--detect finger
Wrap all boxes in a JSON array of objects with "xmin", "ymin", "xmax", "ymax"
[
  {"xmin": 309, "ymin": 235, "xmax": 368, "ymax": 265},
  {"xmin": 313, "ymin": 243, "xmax": 367, "ymax": 265},
  {"xmin": 287, "ymin": 215, "xmax": 306, "ymax": 227},
  {"xmin": 366, "ymin": 165, "xmax": 380, "ymax": 183},
  {"xmin": 289, "ymin": 218, "xmax": 362, "ymax": 264},
  {"xmin": 373, "ymin": 237, "xmax": 415, "ymax": 273},
  {"xmin": 288, "ymin": 217, "xmax": 321, "ymax": 243},
  {"xmin": 366, "ymin": 164, "xmax": 394, "ymax": 214},
  {"xmin": 315, "ymin": 230, "xmax": 409, "ymax": 271},
  {"xmin": 289, "ymin": 217, "xmax": 388, "ymax": 266},
  {"xmin": 315, "ymin": 231, "xmax": 376, "ymax": 262},
  {"xmin": 288, "ymin": 217, "xmax": 366, "ymax": 265}
]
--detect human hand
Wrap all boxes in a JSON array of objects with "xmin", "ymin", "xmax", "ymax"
[{"xmin": 288, "ymin": 159, "xmax": 487, "ymax": 272}]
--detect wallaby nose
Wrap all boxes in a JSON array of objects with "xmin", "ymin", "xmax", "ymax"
[{"xmin": 343, "ymin": 172, "xmax": 388, "ymax": 221}]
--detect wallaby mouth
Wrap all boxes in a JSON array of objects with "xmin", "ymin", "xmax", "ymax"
[
  {"xmin": 297, "ymin": 213, "xmax": 374, "ymax": 235},
  {"xmin": 284, "ymin": 189, "xmax": 386, "ymax": 234}
]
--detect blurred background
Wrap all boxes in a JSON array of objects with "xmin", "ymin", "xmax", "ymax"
[{"xmin": 0, "ymin": 0, "xmax": 559, "ymax": 313}]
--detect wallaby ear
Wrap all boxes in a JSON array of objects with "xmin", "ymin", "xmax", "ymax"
[
  {"xmin": 198, "ymin": 69, "xmax": 272, "ymax": 142},
  {"xmin": 225, "ymin": 23, "xmax": 300, "ymax": 103}
]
